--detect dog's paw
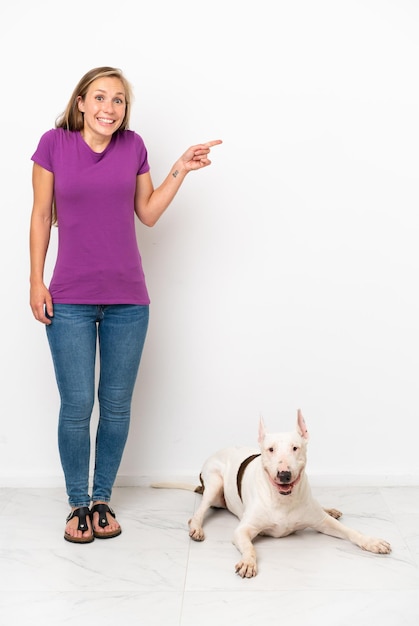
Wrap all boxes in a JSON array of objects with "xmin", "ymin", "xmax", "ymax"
[
  {"xmin": 324, "ymin": 508, "xmax": 342, "ymax": 519},
  {"xmin": 188, "ymin": 521, "xmax": 205, "ymax": 542},
  {"xmin": 362, "ymin": 537, "xmax": 392, "ymax": 554},
  {"xmin": 189, "ymin": 529, "xmax": 205, "ymax": 541},
  {"xmin": 235, "ymin": 559, "xmax": 258, "ymax": 578}
]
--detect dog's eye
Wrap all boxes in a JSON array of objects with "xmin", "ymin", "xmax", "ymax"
[
  {"xmin": 293, "ymin": 446, "xmax": 299, "ymax": 452},
  {"xmin": 268, "ymin": 447, "xmax": 274, "ymax": 453}
]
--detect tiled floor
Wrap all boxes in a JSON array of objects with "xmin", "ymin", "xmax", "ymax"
[{"xmin": 0, "ymin": 484, "xmax": 418, "ymax": 625}]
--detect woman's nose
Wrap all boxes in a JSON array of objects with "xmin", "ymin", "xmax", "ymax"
[{"xmin": 102, "ymin": 99, "xmax": 115, "ymax": 112}]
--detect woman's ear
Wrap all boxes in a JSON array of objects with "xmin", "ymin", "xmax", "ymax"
[{"xmin": 76, "ymin": 96, "xmax": 85, "ymax": 112}]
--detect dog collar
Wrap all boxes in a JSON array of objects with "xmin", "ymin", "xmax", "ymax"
[{"xmin": 237, "ymin": 454, "xmax": 261, "ymax": 501}]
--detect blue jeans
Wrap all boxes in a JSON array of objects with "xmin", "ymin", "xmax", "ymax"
[{"xmin": 46, "ymin": 304, "xmax": 149, "ymax": 508}]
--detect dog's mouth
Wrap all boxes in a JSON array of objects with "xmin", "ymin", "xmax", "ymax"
[{"xmin": 267, "ymin": 472, "xmax": 301, "ymax": 496}]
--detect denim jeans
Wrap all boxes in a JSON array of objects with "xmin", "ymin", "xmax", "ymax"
[{"xmin": 46, "ymin": 304, "xmax": 149, "ymax": 508}]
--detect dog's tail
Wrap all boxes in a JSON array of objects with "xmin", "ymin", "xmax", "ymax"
[{"xmin": 150, "ymin": 481, "xmax": 204, "ymax": 494}]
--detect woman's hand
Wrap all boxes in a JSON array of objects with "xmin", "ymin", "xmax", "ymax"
[
  {"xmin": 179, "ymin": 139, "xmax": 223, "ymax": 172},
  {"xmin": 134, "ymin": 138, "xmax": 222, "ymax": 227},
  {"xmin": 30, "ymin": 283, "xmax": 53, "ymax": 325}
]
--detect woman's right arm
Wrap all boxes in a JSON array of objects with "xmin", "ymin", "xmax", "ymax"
[{"xmin": 29, "ymin": 163, "xmax": 54, "ymax": 324}]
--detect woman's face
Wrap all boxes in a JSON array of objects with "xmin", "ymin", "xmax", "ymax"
[{"xmin": 77, "ymin": 76, "xmax": 126, "ymax": 139}]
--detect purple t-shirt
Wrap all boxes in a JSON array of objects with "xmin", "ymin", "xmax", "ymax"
[{"xmin": 31, "ymin": 128, "xmax": 151, "ymax": 304}]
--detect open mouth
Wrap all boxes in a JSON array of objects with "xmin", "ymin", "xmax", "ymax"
[
  {"xmin": 97, "ymin": 117, "xmax": 115, "ymax": 125},
  {"xmin": 267, "ymin": 472, "xmax": 301, "ymax": 496}
]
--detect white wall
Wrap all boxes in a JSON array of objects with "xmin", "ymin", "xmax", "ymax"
[{"xmin": 2, "ymin": 0, "xmax": 418, "ymax": 487}]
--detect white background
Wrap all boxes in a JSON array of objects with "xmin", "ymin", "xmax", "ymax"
[{"xmin": 2, "ymin": 0, "xmax": 418, "ymax": 487}]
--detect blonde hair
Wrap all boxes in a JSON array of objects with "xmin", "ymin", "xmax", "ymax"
[{"xmin": 52, "ymin": 67, "xmax": 134, "ymax": 224}]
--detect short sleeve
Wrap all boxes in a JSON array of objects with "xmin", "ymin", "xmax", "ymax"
[{"xmin": 31, "ymin": 129, "xmax": 56, "ymax": 173}]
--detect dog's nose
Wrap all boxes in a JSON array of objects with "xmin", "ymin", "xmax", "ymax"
[{"xmin": 277, "ymin": 470, "xmax": 292, "ymax": 483}]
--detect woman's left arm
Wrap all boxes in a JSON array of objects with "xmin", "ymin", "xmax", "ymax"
[{"xmin": 134, "ymin": 140, "xmax": 222, "ymax": 227}]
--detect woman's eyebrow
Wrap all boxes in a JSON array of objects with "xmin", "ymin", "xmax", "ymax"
[{"xmin": 93, "ymin": 89, "xmax": 125, "ymax": 97}]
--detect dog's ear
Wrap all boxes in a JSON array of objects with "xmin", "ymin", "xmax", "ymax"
[
  {"xmin": 297, "ymin": 409, "xmax": 309, "ymax": 440},
  {"xmin": 258, "ymin": 416, "xmax": 266, "ymax": 443}
]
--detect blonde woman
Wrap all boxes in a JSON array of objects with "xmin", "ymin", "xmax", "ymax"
[{"xmin": 29, "ymin": 66, "xmax": 221, "ymax": 543}]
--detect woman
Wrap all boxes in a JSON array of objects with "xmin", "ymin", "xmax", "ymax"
[{"xmin": 29, "ymin": 66, "xmax": 221, "ymax": 543}]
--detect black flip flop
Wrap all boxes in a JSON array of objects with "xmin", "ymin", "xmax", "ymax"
[
  {"xmin": 91, "ymin": 503, "xmax": 122, "ymax": 539},
  {"xmin": 64, "ymin": 506, "xmax": 94, "ymax": 543}
]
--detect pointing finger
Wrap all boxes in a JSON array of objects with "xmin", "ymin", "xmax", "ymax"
[{"xmin": 203, "ymin": 139, "xmax": 223, "ymax": 148}]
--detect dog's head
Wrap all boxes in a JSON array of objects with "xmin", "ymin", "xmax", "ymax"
[{"xmin": 258, "ymin": 409, "xmax": 309, "ymax": 496}]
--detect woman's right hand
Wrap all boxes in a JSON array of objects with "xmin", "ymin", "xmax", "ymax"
[{"xmin": 30, "ymin": 283, "xmax": 53, "ymax": 324}]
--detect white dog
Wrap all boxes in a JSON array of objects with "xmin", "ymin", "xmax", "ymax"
[{"xmin": 152, "ymin": 410, "xmax": 391, "ymax": 577}]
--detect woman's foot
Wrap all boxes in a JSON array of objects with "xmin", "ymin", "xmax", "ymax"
[
  {"xmin": 64, "ymin": 506, "xmax": 94, "ymax": 543},
  {"xmin": 91, "ymin": 502, "xmax": 122, "ymax": 539}
]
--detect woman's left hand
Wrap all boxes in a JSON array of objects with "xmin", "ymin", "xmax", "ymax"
[{"xmin": 180, "ymin": 140, "xmax": 223, "ymax": 171}]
